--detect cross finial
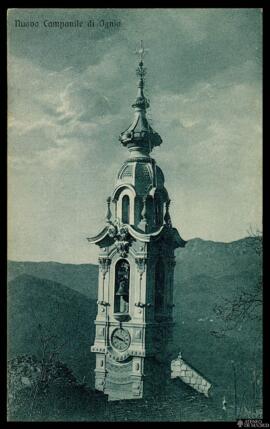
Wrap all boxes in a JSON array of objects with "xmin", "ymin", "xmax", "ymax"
[{"xmin": 135, "ymin": 40, "xmax": 149, "ymax": 62}]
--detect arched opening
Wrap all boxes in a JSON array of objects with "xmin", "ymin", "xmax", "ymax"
[
  {"xmin": 146, "ymin": 196, "xmax": 154, "ymax": 227},
  {"xmin": 114, "ymin": 259, "xmax": 130, "ymax": 314},
  {"xmin": 122, "ymin": 195, "xmax": 130, "ymax": 224},
  {"xmin": 154, "ymin": 258, "xmax": 165, "ymax": 318},
  {"xmin": 155, "ymin": 197, "xmax": 163, "ymax": 226}
]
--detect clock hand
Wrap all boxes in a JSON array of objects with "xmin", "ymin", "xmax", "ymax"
[{"xmin": 115, "ymin": 335, "xmax": 124, "ymax": 342}]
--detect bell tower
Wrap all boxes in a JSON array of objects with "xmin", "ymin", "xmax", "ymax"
[{"xmin": 88, "ymin": 41, "xmax": 186, "ymax": 401}]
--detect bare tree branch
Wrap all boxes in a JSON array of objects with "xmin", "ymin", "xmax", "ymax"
[{"xmin": 212, "ymin": 230, "xmax": 262, "ymax": 337}]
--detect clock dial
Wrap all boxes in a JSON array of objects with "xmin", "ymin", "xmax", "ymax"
[{"xmin": 111, "ymin": 328, "xmax": 131, "ymax": 351}]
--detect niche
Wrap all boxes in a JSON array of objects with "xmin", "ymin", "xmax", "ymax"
[{"xmin": 114, "ymin": 259, "xmax": 130, "ymax": 314}]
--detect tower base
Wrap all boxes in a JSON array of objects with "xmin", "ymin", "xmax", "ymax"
[{"xmin": 95, "ymin": 355, "xmax": 172, "ymax": 401}]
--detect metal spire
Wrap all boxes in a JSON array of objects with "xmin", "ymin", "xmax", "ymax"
[
  {"xmin": 134, "ymin": 40, "xmax": 149, "ymax": 62},
  {"xmin": 135, "ymin": 40, "xmax": 148, "ymax": 85},
  {"xmin": 132, "ymin": 40, "xmax": 150, "ymax": 110},
  {"xmin": 119, "ymin": 41, "xmax": 162, "ymax": 154}
]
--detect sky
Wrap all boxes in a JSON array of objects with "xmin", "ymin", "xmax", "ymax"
[{"xmin": 7, "ymin": 8, "xmax": 262, "ymax": 264}]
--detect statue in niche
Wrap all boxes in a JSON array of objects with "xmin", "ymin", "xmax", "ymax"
[{"xmin": 115, "ymin": 260, "xmax": 130, "ymax": 314}]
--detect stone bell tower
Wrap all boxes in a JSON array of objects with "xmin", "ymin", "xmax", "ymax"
[{"xmin": 88, "ymin": 41, "xmax": 185, "ymax": 401}]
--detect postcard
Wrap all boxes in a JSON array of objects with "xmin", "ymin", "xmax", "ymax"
[{"xmin": 7, "ymin": 8, "xmax": 263, "ymax": 423}]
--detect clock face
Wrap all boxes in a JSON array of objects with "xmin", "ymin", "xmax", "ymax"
[{"xmin": 111, "ymin": 328, "xmax": 131, "ymax": 351}]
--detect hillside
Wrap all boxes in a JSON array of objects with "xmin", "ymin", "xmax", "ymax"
[
  {"xmin": 7, "ymin": 274, "xmax": 97, "ymax": 387},
  {"xmin": 7, "ymin": 261, "xmax": 98, "ymax": 300},
  {"xmin": 175, "ymin": 236, "xmax": 261, "ymax": 281},
  {"xmin": 172, "ymin": 237, "xmax": 262, "ymax": 401},
  {"xmin": 173, "ymin": 237, "xmax": 261, "ymax": 334}
]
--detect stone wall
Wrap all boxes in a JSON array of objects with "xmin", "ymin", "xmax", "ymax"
[{"xmin": 171, "ymin": 356, "xmax": 212, "ymax": 397}]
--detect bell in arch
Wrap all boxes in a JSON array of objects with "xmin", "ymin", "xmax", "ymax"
[{"xmin": 116, "ymin": 277, "xmax": 129, "ymax": 297}]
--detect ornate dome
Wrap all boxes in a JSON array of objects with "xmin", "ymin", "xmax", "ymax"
[{"xmin": 115, "ymin": 158, "xmax": 167, "ymax": 199}]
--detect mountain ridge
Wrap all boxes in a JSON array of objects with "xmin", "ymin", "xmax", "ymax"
[
  {"xmin": 8, "ymin": 236, "xmax": 261, "ymax": 301},
  {"xmin": 8, "ymin": 235, "xmax": 261, "ymax": 266}
]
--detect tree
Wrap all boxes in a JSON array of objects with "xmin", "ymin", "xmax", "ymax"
[{"xmin": 211, "ymin": 228, "xmax": 262, "ymax": 337}]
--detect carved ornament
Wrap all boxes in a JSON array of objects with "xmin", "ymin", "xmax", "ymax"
[{"xmin": 108, "ymin": 220, "xmax": 133, "ymax": 258}]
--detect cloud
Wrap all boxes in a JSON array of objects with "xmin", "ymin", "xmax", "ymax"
[
  {"xmin": 8, "ymin": 49, "xmax": 128, "ymax": 173},
  {"xmin": 7, "ymin": 9, "xmax": 262, "ymax": 263},
  {"xmin": 56, "ymin": 82, "xmax": 116, "ymax": 122},
  {"xmin": 149, "ymin": 59, "xmax": 262, "ymax": 243}
]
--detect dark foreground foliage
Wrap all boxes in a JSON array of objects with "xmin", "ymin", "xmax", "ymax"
[{"xmin": 7, "ymin": 354, "xmax": 262, "ymax": 422}]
